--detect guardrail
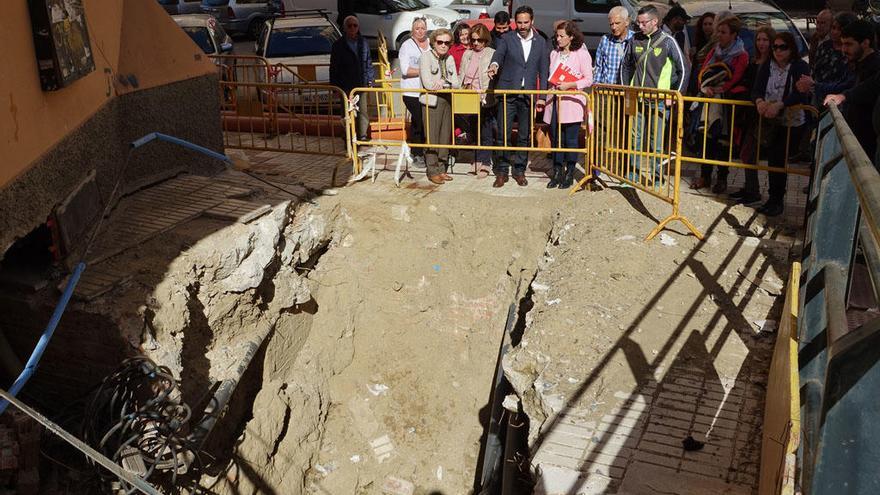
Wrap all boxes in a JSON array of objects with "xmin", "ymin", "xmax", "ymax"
[
  {"xmin": 219, "ymin": 80, "xmax": 350, "ymax": 157},
  {"xmin": 795, "ymin": 102, "xmax": 880, "ymax": 493},
  {"xmin": 348, "ymin": 86, "xmax": 589, "ymax": 170},
  {"xmin": 578, "ymin": 84, "xmax": 702, "ymax": 240},
  {"xmin": 680, "ymin": 95, "xmax": 818, "ymax": 176}
]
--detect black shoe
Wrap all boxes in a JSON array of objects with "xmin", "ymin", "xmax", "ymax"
[
  {"xmin": 758, "ymin": 201, "xmax": 784, "ymax": 217},
  {"xmin": 559, "ymin": 163, "xmax": 576, "ymax": 189},
  {"xmin": 729, "ymin": 188, "xmax": 748, "ymax": 199},
  {"xmin": 734, "ymin": 193, "xmax": 762, "ymax": 205},
  {"xmin": 547, "ymin": 167, "xmax": 562, "ymax": 188},
  {"xmin": 711, "ymin": 181, "xmax": 727, "ymax": 194}
]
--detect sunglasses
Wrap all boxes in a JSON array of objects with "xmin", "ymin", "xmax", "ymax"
[
  {"xmin": 772, "ymin": 44, "xmax": 790, "ymax": 50},
  {"xmin": 471, "ymin": 36, "xmax": 486, "ymax": 43},
  {"xmin": 435, "ymin": 40, "xmax": 452, "ymax": 46}
]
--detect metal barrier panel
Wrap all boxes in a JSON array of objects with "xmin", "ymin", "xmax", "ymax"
[
  {"xmin": 580, "ymin": 84, "xmax": 702, "ymax": 241},
  {"xmin": 218, "ymin": 80, "xmax": 350, "ymax": 158},
  {"xmin": 680, "ymin": 95, "xmax": 817, "ymax": 176},
  {"xmin": 797, "ymin": 104, "xmax": 880, "ymax": 493},
  {"xmin": 209, "ymin": 54, "xmax": 273, "ymax": 84},
  {"xmin": 348, "ymin": 87, "xmax": 590, "ymax": 170}
]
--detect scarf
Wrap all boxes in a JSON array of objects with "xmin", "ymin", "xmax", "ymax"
[{"xmin": 709, "ymin": 37, "xmax": 745, "ymax": 68}]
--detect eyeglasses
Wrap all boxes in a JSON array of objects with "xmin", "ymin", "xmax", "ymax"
[
  {"xmin": 435, "ymin": 40, "xmax": 452, "ymax": 46},
  {"xmin": 772, "ymin": 44, "xmax": 789, "ymax": 51}
]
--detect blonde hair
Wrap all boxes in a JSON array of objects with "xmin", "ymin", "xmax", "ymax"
[{"xmin": 430, "ymin": 28, "xmax": 452, "ymax": 46}]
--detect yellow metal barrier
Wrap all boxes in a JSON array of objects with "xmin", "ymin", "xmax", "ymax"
[
  {"xmin": 681, "ymin": 95, "xmax": 818, "ymax": 176},
  {"xmin": 348, "ymin": 86, "xmax": 590, "ymax": 175},
  {"xmin": 219, "ymin": 80, "xmax": 350, "ymax": 158},
  {"xmin": 758, "ymin": 261, "xmax": 800, "ymax": 495},
  {"xmin": 576, "ymin": 84, "xmax": 703, "ymax": 241}
]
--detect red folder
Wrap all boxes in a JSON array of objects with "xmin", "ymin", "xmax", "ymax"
[{"xmin": 549, "ymin": 64, "xmax": 581, "ymax": 86}]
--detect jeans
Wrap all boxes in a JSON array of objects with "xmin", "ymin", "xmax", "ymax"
[
  {"xmin": 495, "ymin": 95, "xmax": 531, "ymax": 176},
  {"xmin": 476, "ymin": 106, "xmax": 498, "ymax": 165},
  {"xmin": 402, "ymin": 95, "xmax": 425, "ymax": 157},
  {"xmin": 630, "ymin": 100, "xmax": 667, "ymax": 178},
  {"xmin": 549, "ymin": 113, "xmax": 580, "ymax": 166}
]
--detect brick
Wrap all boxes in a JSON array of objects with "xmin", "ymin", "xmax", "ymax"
[
  {"xmin": 638, "ymin": 439, "xmax": 684, "ymax": 458},
  {"xmin": 544, "ymin": 441, "xmax": 586, "ymax": 460},
  {"xmin": 632, "ymin": 450, "xmax": 680, "ymax": 469},
  {"xmin": 680, "ymin": 459, "xmax": 730, "ymax": 479}
]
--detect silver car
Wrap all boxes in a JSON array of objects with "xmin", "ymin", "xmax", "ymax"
[
  {"xmin": 158, "ymin": 0, "xmax": 203, "ymax": 14},
  {"xmin": 200, "ymin": 0, "xmax": 284, "ymax": 38}
]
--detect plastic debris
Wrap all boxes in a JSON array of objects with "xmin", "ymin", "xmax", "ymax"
[
  {"xmin": 659, "ymin": 233, "xmax": 678, "ymax": 246},
  {"xmin": 753, "ymin": 319, "xmax": 778, "ymax": 333},
  {"xmin": 382, "ymin": 476, "xmax": 415, "ymax": 495},
  {"xmin": 350, "ymin": 455, "xmax": 361, "ymax": 463},
  {"xmin": 546, "ymin": 298, "xmax": 562, "ymax": 306},
  {"xmin": 367, "ymin": 383, "xmax": 390, "ymax": 396},
  {"xmin": 502, "ymin": 394, "xmax": 520, "ymax": 412}
]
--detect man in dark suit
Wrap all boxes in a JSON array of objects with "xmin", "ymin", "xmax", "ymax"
[
  {"xmin": 487, "ymin": 5, "xmax": 549, "ymax": 187},
  {"xmin": 330, "ymin": 15, "xmax": 374, "ymax": 140}
]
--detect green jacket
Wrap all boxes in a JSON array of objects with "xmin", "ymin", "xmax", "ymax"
[{"xmin": 620, "ymin": 29, "xmax": 686, "ymax": 92}]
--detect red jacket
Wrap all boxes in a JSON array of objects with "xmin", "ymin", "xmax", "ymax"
[
  {"xmin": 449, "ymin": 43, "xmax": 467, "ymax": 72},
  {"xmin": 699, "ymin": 47, "xmax": 750, "ymax": 95}
]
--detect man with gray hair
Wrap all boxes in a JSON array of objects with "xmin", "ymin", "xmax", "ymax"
[{"xmin": 593, "ymin": 6, "xmax": 634, "ymax": 85}]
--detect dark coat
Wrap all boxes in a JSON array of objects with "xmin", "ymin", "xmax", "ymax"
[
  {"xmin": 842, "ymin": 51, "xmax": 880, "ymax": 160},
  {"xmin": 751, "ymin": 58, "xmax": 811, "ymax": 109},
  {"xmin": 489, "ymin": 30, "xmax": 550, "ymax": 91},
  {"xmin": 329, "ymin": 35, "xmax": 374, "ymax": 94}
]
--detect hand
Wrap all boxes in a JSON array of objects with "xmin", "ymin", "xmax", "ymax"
[
  {"xmin": 487, "ymin": 65, "xmax": 498, "ymax": 79},
  {"xmin": 557, "ymin": 81, "xmax": 577, "ymax": 91},
  {"xmin": 756, "ymin": 100, "xmax": 768, "ymax": 115},
  {"xmin": 795, "ymin": 76, "xmax": 814, "ymax": 94},
  {"xmin": 824, "ymin": 94, "xmax": 846, "ymax": 107},
  {"xmin": 765, "ymin": 102, "xmax": 782, "ymax": 119}
]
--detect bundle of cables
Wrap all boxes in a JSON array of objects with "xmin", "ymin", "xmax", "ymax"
[{"xmin": 82, "ymin": 356, "xmax": 199, "ymax": 493}]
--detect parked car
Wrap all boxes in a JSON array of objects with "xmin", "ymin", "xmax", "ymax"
[
  {"xmin": 683, "ymin": 0, "xmax": 809, "ymax": 58},
  {"xmin": 286, "ymin": 0, "xmax": 464, "ymax": 50},
  {"xmin": 255, "ymin": 11, "xmax": 340, "ymax": 83},
  {"xmin": 158, "ymin": 0, "xmax": 203, "ymax": 14},
  {"xmin": 200, "ymin": 0, "xmax": 284, "ymax": 38},
  {"xmin": 445, "ymin": 0, "xmax": 509, "ymax": 20},
  {"xmin": 172, "ymin": 14, "xmax": 234, "ymax": 54}
]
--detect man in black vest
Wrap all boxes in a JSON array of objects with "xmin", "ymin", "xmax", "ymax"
[
  {"xmin": 487, "ymin": 5, "xmax": 550, "ymax": 187},
  {"xmin": 330, "ymin": 15, "xmax": 375, "ymax": 141}
]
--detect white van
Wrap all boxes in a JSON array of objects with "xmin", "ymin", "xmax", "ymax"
[{"xmin": 285, "ymin": 0, "xmax": 465, "ymax": 50}]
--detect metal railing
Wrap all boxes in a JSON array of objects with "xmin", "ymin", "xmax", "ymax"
[
  {"xmin": 578, "ymin": 84, "xmax": 702, "ymax": 240},
  {"xmin": 348, "ymin": 86, "xmax": 590, "ymax": 171},
  {"xmin": 796, "ymin": 102, "xmax": 880, "ymax": 494},
  {"xmin": 219, "ymin": 80, "xmax": 350, "ymax": 157},
  {"xmin": 680, "ymin": 95, "xmax": 818, "ymax": 176}
]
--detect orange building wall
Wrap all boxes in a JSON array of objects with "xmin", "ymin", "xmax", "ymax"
[{"xmin": 0, "ymin": 0, "xmax": 216, "ymax": 189}]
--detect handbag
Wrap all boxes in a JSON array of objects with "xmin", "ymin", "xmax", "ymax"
[{"xmin": 419, "ymin": 93, "xmax": 438, "ymax": 108}]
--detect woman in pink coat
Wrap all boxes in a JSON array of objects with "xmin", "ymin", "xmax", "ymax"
[{"xmin": 543, "ymin": 21, "xmax": 593, "ymax": 189}]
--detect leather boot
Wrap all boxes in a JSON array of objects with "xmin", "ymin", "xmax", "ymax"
[
  {"xmin": 559, "ymin": 162, "xmax": 576, "ymax": 188},
  {"xmin": 547, "ymin": 165, "xmax": 563, "ymax": 188}
]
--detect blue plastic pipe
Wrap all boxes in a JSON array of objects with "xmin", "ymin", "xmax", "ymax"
[
  {"xmin": 0, "ymin": 133, "xmax": 231, "ymax": 415},
  {"xmin": 0, "ymin": 262, "xmax": 86, "ymax": 414},
  {"xmin": 130, "ymin": 132, "xmax": 232, "ymax": 164}
]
